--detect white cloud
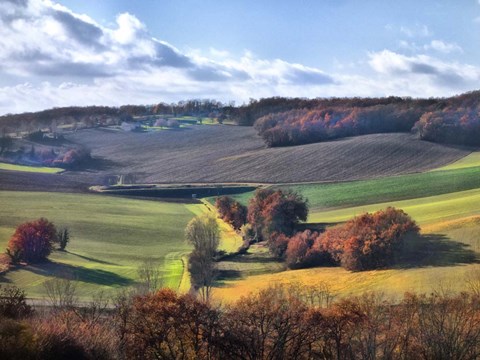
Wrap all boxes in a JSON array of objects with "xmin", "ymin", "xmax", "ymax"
[
  {"xmin": 0, "ymin": 0, "xmax": 477, "ymax": 115},
  {"xmin": 400, "ymin": 24, "xmax": 432, "ymax": 38},
  {"xmin": 425, "ymin": 40, "xmax": 462, "ymax": 53},
  {"xmin": 368, "ymin": 50, "xmax": 480, "ymax": 92}
]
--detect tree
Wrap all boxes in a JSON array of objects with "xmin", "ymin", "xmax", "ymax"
[
  {"xmin": 6, "ymin": 218, "xmax": 57, "ymax": 263},
  {"xmin": 136, "ymin": 259, "xmax": 162, "ymax": 294},
  {"xmin": 185, "ymin": 216, "xmax": 220, "ymax": 302},
  {"xmin": 215, "ymin": 196, "xmax": 247, "ymax": 230},
  {"xmin": 0, "ymin": 134, "xmax": 12, "ymax": 155},
  {"xmin": 124, "ymin": 289, "xmax": 220, "ymax": 360},
  {"xmin": 56, "ymin": 228, "xmax": 70, "ymax": 251},
  {"xmin": 320, "ymin": 207, "xmax": 419, "ymax": 271},
  {"xmin": 247, "ymin": 189, "xmax": 308, "ymax": 254}
]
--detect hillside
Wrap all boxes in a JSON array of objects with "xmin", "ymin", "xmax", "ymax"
[{"xmin": 59, "ymin": 125, "xmax": 470, "ymax": 185}]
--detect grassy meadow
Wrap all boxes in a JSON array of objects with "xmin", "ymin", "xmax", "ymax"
[{"xmin": 0, "ymin": 191, "xmax": 198, "ymax": 299}]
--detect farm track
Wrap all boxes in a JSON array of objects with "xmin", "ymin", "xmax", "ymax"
[{"xmin": 63, "ymin": 126, "xmax": 470, "ymax": 185}]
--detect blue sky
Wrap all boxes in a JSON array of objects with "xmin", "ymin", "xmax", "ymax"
[{"xmin": 0, "ymin": 0, "xmax": 479, "ymax": 114}]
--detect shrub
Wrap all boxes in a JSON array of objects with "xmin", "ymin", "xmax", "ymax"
[
  {"xmin": 321, "ymin": 207, "xmax": 419, "ymax": 271},
  {"xmin": 0, "ymin": 285, "xmax": 33, "ymax": 319},
  {"xmin": 7, "ymin": 218, "xmax": 57, "ymax": 263},
  {"xmin": 285, "ymin": 230, "xmax": 333, "ymax": 269}
]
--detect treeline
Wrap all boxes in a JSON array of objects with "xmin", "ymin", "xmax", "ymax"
[
  {"xmin": 2, "ymin": 282, "xmax": 480, "ymax": 359},
  {"xmin": 252, "ymin": 91, "xmax": 480, "ymax": 147},
  {"xmin": 0, "ymin": 99, "xmax": 228, "ymax": 134}
]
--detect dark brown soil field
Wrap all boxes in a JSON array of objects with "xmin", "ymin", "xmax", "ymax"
[{"xmin": 59, "ymin": 125, "xmax": 470, "ymax": 185}]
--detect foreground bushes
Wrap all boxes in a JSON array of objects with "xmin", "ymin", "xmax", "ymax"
[{"xmin": 2, "ymin": 284, "xmax": 480, "ymax": 359}]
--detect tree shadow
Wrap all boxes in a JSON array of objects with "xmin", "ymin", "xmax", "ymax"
[
  {"xmin": 66, "ymin": 251, "xmax": 119, "ymax": 266},
  {"xmin": 75, "ymin": 157, "xmax": 119, "ymax": 172},
  {"xmin": 216, "ymin": 269, "xmax": 242, "ymax": 281},
  {"xmin": 22, "ymin": 260, "xmax": 132, "ymax": 286},
  {"xmin": 395, "ymin": 233, "xmax": 480, "ymax": 268}
]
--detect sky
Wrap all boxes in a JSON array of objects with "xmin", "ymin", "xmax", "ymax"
[{"xmin": 0, "ymin": 0, "xmax": 479, "ymax": 115}]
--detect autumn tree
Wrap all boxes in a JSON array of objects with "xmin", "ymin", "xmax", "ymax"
[
  {"xmin": 124, "ymin": 289, "xmax": 220, "ymax": 360},
  {"xmin": 215, "ymin": 196, "xmax": 247, "ymax": 230},
  {"xmin": 321, "ymin": 207, "xmax": 419, "ymax": 271},
  {"xmin": 247, "ymin": 189, "xmax": 308, "ymax": 255},
  {"xmin": 185, "ymin": 216, "xmax": 220, "ymax": 301},
  {"xmin": 6, "ymin": 218, "xmax": 57, "ymax": 263}
]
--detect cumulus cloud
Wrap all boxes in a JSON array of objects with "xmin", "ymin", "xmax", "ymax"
[
  {"xmin": 369, "ymin": 50, "xmax": 480, "ymax": 90},
  {"xmin": 0, "ymin": 0, "xmax": 477, "ymax": 114}
]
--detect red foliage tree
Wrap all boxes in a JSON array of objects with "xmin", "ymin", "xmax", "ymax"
[
  {"xmin": 320, "ymin": 207, "xmax": 419, "ymax": 271},
  {"xmin": 7, "ymin": 218, "xmax": 57, "ymax": 263},
  {"xmin": 215, "ymin": 196, "xmax": 247, "ymax": 231},
  {"xmin": 247, "ymin": 189, "xmax": 308, "ymax": 253},
  {"xmin": 124, "ymin": 288, "xmax": 219, "ymax": 360}
]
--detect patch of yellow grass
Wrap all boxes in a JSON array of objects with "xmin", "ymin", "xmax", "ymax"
[
  {"xmin": 213, "ymin": 264, "xmax": 479, "ymax": 303},
  {"xmin": 0, "ymin": 162, "xmax": 64, "ymax": 174},
  {"xmin": 214, "ymin": 213, "xmax": 480, "ymax": 303},
  {"xmin": 432, "ymin": 151, "xmax": 480, "ymax": 171}
]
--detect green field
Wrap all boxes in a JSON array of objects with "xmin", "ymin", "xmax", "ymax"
[
  {"xmin": 0, "ymin": 191, "xmax": 197, "ymax": 299},
  {"xmin": 0, "ymin": 162, "xmax": 64, "ymax": 174},
  {"xmin": 308, "ymin": 187, "xmax": 480, "ymax": 226},
  {"xmin": 226, "ymin": 165, "xmax": 480, "ymax": 211}
]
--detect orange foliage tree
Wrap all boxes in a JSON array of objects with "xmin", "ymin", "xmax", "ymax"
[
  {"xmin": 321, "ymin": 207, "xmax": 419, "ymax": 271},
  {"xmin": 215, "ymin": 196, "xmax": 247, "ymax": 230},
  {"xmin": 247, "ymin": 189, "xmax": 308, "ymax": 255},
  {"xmin": 6, "ymin": 218, "xmax": 57, "ymax": 263}
]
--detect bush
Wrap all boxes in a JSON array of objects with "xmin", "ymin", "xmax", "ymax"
[
  {"xmin": 6, "ymin": 218, "xmax": 57, "ymax": 263},
  {"xmin": 321, "ymin": 207, "xmax": 419, "ymax": 271},
  {"xmin": 0, "ymin": 285, "xmax": 33, "ymax": 319}
]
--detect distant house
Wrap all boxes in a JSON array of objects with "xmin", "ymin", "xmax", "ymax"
[{"xmin": 121, "ymin": 122, "xmax": 141, "ymax": 132}]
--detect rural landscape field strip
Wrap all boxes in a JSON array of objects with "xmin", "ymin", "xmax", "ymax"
[
  {"xmin": 0, "ymin": 163, "xmax": 64, "ymax": 174},
  {"xmin": 0, "ymin": 191, "xmax": 197, "ymax": 298},
  {"xmin": 65, "ymin": 127, "xmax": 469, "ymax": 184},
  {"xmin": 308, "ymin": 187, "xmax": 480, "ymax": 226}
]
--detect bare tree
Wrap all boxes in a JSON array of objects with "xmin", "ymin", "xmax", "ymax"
[
  {"xmin": 43, "ymin": 275, "xmax": 77, "ymax": 309},
  {"xmin": 185, "ymin": 216, "xmax": 220, "ymax": 302},
  {"xmin": 136, "ymin": 259, "xmax": 163, "ymax": 294}
]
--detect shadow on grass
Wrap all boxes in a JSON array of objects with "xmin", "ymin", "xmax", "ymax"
[
  {"xmin": 395, "ymin": 233, "xmax": 480, "ymax": 268},
  {"xmin": 66, "ymin": 251, "xmax": 119, "ymax": 266},
  {"xmin": 23, "ymin": 260, "xmax": 132, "ymax": 286}
]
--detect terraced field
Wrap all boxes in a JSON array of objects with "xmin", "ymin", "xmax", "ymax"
[{"xmin": 64, "ymin": 126, "xmax": 470, "ymax": 184}]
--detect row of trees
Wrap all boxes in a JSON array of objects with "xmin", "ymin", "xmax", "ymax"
[
  {"xmin": 216, "ymin": 191, "xmax": 418, "ymax": 272},
  {"xmin": 254, "ymin": 104, "xmax": 424, "ymax": 147},
  {"xmin": 2, "ymin": 282, "xmax": 480, "ymax": 359}
]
